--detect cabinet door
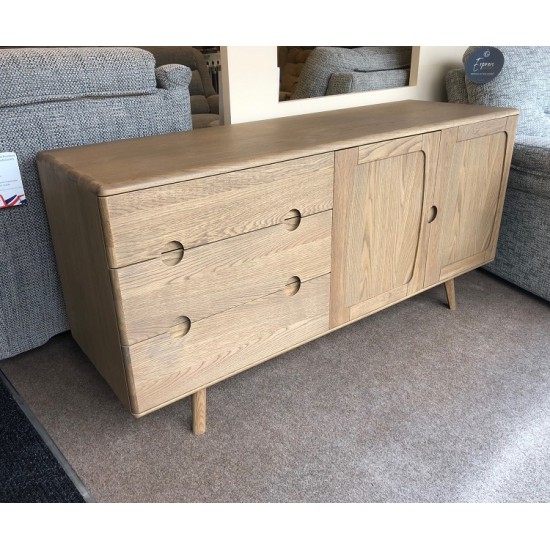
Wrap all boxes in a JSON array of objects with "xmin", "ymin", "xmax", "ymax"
[
  {"xmin": 330, "ymin": 133, "xmax": 440, "ymax": 328},
  {"xmin": 424, "ymin": 116, "xmax": 518, "ymax": 286}
]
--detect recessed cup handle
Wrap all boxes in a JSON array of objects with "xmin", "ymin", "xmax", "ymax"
[
  {"xmin": 283, "ymin": 209, "xmax": 302, "ymax": 231},
  {"xmin": 170, "ymin": 316, "xmax": 191, "ymax": 338},
  {"xmin": 161, "ymin": 241, "xmax": 184, "ymax": 266},
  {"xmin": 427, "ymin": 205, "xmax": 438, "ymax": 224},
  {"xmin": 284, "ymin": 276, "xmax": 301, "ymax": 296}
]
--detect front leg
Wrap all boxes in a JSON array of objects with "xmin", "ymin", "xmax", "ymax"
[
  {"xmin": 192, "ymin": 388, "xmax": 206, "ymax": 435},
  {"xmin": 444, "ymin": 279, "xmax": 456, "ymax": 311}
]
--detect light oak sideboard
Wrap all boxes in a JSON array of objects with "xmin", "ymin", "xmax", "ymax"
[{"xmin": 37, "ymin": 100, "xmax": 518, "ymax": 434}]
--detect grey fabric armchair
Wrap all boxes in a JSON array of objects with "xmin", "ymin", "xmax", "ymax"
[
  {"xmin": 0, "ymin": 47, "xmax": 192, "ymax": 360},
  {"xmin": 446, "ymin": 46, "xmax": 550, "ymax": 301},
  {"xmin": 139, "ymin": 46, "xmax": 220, "ymax": 129}
]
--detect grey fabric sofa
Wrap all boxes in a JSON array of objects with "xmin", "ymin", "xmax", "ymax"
[
  {"xmin": 139, "ymin": 46, "xmax": 220, "ymax": 128},
  {"xmin": 0, "ymin": 47, "xmax": 192, "ymax": 360},
  {"xmin": 292, "ymin": 46, "xmax": 412, "ymax": 100},
  {"xmin": 446, "ymin": 46, "xmax": 550, "ymax": 301}
]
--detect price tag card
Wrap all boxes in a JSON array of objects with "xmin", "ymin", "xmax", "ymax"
[{"xmin": 0, "ymin": 152, "xmax": 26, "ymax": 208}]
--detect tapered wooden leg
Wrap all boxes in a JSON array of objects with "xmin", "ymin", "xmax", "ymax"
[
  {"xmin": 192, "ymin": 388, "xmax": 206, "ymax": 435},
  {"xmin": 444, "ymin": 279, "xmax": 456, "ymax": 311}
]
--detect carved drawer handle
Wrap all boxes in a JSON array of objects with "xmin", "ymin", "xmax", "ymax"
[
  {"xmin": 427, "ymin": 206, "xmax": 438, "ymax": 224},
  {"xmin": 161, "ymin": 241, "xmax": 184, "ymax": 266},
  {"xmin": 284, "ymin": 276, "xmax": 301, "ymax": 296},
  {"xmin": 170, "ymin": 316, "xmax": 191, "ymax": 338},
  {"xmin": 283, "ymin": 209, "xmax": 302, "ymax": 231}
]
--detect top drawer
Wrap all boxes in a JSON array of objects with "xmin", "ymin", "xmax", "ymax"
[{"xmin": 99, "ymin": 153, "xmax": 334, "ymax": 268}]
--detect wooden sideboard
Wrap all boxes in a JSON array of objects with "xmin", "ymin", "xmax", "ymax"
[{"xmin": 37, "ymin": 100, "xmax": 518, "ymax": 434}]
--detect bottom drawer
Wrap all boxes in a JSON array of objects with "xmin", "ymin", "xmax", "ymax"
[{"xmin": 124, "ymin": 274, "xmax": 330, "ymax": 415}]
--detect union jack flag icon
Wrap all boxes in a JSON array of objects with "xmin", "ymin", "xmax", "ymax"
[{"xmin": 0, "ymin": 193, "xmax": 27, "ymax": 208}]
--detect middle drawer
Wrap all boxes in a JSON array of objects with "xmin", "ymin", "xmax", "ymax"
[{"xmin": 111, "ymin": 209, "xmax": 332, "ymax": 345}]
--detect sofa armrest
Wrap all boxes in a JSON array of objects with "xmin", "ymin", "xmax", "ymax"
[
  {"xmin": 326, "ymin": 68, "xmax": 410, "ymax": 96},
  {"xmin": 155, "ymin": 64, "xmax": 192, "ymax": 90},
  {"xmin": 445, "ymin": 68, "xmax": 469, "ymax": 104},
  {"xmin": 510, "ymin": 135, "xmax": 550, "ymax": 198}
]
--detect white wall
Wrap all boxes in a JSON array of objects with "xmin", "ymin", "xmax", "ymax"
[{"xmin": 222, "ymin": 46, "xmax": 467, "ymax": 125}]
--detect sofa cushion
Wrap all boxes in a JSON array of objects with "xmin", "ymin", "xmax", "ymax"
[
  {"xmin": 463, "ymin": 47, "xmax": 550, "ymax": 136},
  {"xmin": 0, "ymin": 47, "xmax": 158, "ymax": 107}
]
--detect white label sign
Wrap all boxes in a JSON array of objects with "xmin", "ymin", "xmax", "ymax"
[{"xmin": 0, "ymin": 152, "xmax": 26, "ymax": 208}]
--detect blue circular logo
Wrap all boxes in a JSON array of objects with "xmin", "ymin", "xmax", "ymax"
[{"xmin": 464, "ymin": 47, "xmax": 504, "ymax": 84}]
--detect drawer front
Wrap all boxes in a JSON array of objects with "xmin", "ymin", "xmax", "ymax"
[
  {"xmin": 124, "ymin": 274, "xmax": 330, "ymax": 415},
  {"xmin": 112, "ymin": 210, "xmax": 332, "ymax": 345},
  {"xmin": 100, "ymin": 153, "xmax": 334, "ymax": 268}
]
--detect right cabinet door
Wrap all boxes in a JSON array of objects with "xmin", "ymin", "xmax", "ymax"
[{"xmin": 424, "ymin": 116, "xmax": 518, "ymax": 287}]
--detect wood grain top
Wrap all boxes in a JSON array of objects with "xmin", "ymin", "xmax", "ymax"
[{"xmin": 36, "ymin": 100, "xmax": 518, "ymax": 197}]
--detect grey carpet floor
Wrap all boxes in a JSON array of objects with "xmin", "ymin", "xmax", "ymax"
[{"xmin": 2, "ymin": 269, "xmax": 549, "ymax": 502}]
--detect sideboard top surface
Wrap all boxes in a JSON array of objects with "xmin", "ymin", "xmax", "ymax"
[{"xmin": 37, "ymin": 100, "xmax": 518, "ymax": 197}]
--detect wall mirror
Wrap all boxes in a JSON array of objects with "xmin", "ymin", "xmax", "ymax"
[{"xmin": 277, "ymin": 46, "xmax": 413, "ymax": 101}]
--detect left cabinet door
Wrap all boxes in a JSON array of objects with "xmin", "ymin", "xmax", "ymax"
[{"xmin": 330, "ymin": 132, "xmax": 440, "ymax": 328}]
